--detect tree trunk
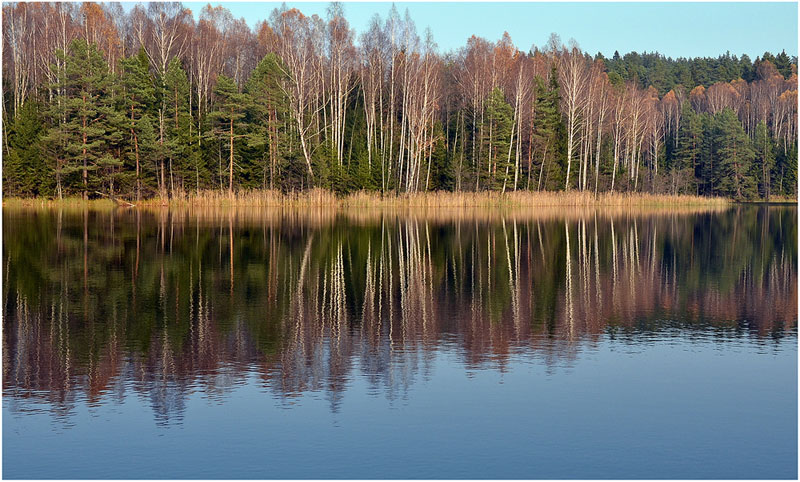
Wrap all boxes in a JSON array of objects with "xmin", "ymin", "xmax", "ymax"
[
  {"xmin": 229, "ymin": 115, "xmax": 234, "ymax": 195},
  {"xmin": 82, "ymin": 100, "xmax": 88, "ymax": 200}
]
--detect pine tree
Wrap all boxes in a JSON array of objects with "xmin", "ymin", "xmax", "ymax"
[{"xmin": 44, "ymin": 39, "xmax": 123, "ymax": 199}]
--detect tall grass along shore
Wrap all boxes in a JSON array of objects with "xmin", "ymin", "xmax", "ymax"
[{"xmin": 2, "ymin": 190, "xmax": 736, "ymax": 210}]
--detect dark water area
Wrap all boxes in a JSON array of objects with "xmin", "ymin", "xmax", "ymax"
[{"xmin": 2, "ymin": 204, "xmax": 797, "ymax": 479}]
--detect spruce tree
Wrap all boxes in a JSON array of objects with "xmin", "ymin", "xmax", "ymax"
[
  {"xmin": 164, "ymin": 58, "xmax": 202, "ymax": 194},
  {"xmin": 427, "ymin": 120, "xmax": 453, "ymax": 191},
  {"xmin": 531, "ymin": 72, "xmax": 565, "ymax": 191},
  {"xmin": 120, "ymin": 48, "xmax": 157, "ymax": 200},
  {"xmin": 698, "ymin": 113, "xmax": 715, "ymax": 196},
  {"xmin": 4, "ymin": 101, "xmax": 46, "ymax": 196},
  {"xmin": 208, "ymin": 75, "xmax": 248, "ymax": 194},
  {"xmin": 245, "ymin": 54, "xmax": 291, "ymax": 190},
  {"xmin": 673, "ymin": 103, "xmax": 703, "ymax": 194},
  {"xmin": 753, "ymin": 121, "xmax": 775, "ymax": 200},
  {"xmin": 773, "ymin": 144, "xmax": 798, "ymax": 197},
  {"xmin": 712, "ymin": 108, "xmax": 756, "ymax": 200},
  {"xmin": 482, "ymin": 87, "xmax": 513, "ymax": 191},
  {"xmin": 40, "ymin": 90, "xmax": 70, "ymax": 200}
]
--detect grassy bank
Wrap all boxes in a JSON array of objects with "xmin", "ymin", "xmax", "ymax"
[{"xmin": 2, "ymin": 189, "xmax": 747, "ymax": 209}]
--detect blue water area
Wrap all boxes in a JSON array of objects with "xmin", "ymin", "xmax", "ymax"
[{"xmin": 2, "ymin": 205, "xmax": 797, "ymax": 479}]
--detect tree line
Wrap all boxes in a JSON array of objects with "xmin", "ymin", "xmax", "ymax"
[
  {"xmin": 603, "ymin": 49, "xmax": 796, "ymax": 96},
  {"xmin": 3, "ymin": 2, "xmax": 797, "ymax": 200}
]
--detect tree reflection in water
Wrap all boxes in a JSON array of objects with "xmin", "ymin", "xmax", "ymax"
[{"xmin": 3, "ymin": 205, "xmax": 796, "ymax": 423}]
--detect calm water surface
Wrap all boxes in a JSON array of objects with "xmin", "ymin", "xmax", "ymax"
[{"xmin": 3, "ymin": 205, "xmax": 797, "ymax": 479}]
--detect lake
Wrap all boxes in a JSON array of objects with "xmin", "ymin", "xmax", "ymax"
[{"xmin": 2, "ymin": 204, "xmax": 797, "ymax": 479}]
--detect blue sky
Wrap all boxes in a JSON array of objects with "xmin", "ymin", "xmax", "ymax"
[{"xmin": 176, "ymin": 2, "xmax": 797, "ymax": 59}]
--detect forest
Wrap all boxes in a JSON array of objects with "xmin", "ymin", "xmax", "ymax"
[{"xmin": 2, "ymin": 2, "xmax": 798, "ymax": 201}]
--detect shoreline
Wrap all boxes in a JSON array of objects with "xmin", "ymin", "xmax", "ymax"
[{"xmin": 1, "ymin": 190, "xmax": 748, "ymax": 209}]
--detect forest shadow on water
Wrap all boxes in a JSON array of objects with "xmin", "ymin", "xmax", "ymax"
[{"xmin": 2, "ymin": 204, "xmax": 797, "ymax": 479}]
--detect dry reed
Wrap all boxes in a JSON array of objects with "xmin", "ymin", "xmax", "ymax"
[
  {"xmin": 2, "ymin": 196, "xmax": 117, "ymax": 210},
  {"xmin": 125, "ymin": 189, "xmax": 731, "ymax": 208},
  {"xmin": 135, "ymin": 204, "xmax": 732, "ymax": 229}
]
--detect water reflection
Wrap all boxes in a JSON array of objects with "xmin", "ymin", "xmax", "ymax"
[{"xmin": 3, "ymin": 205, "xmax": 797, "ymax": 424}]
